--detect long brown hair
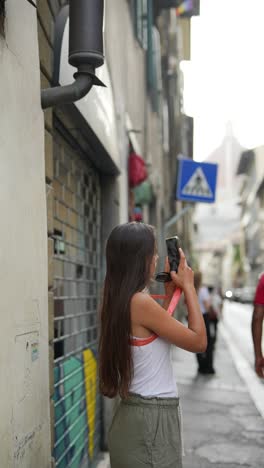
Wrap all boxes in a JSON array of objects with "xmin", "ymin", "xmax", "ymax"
[{"xmin": 99, "ymin": 222, "xmax": 155, "ymax": 398}]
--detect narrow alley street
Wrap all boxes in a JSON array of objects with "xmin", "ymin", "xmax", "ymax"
[
  {"xmin": 1, "ymin": 1, "xmax": 264, "ymax": 466},
  {"xmin": 173, "ymin": 301, "xmax": 264, "ymax": 468}
]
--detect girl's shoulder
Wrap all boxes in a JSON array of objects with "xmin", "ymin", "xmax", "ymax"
[
  {"xmin": 131, "ymin": 291, "xmax": 151, "ymax": 307},
  {"xmin": 130, "ymin": 291, "xmax": 154, "ymax": 319}
]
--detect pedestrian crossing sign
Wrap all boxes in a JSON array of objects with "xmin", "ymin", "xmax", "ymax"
[{"xmin": 176, "ymin": 159, "xmax": 218, "ymax": 203}]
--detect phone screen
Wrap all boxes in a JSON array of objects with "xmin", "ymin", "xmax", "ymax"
[{"xmin": 166, "ymin": 236, "xmax": 180, "ymax": 272}]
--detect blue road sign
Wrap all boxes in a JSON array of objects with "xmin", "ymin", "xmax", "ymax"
[{"xmin": 177, "ymin": 159, "xmax": 218, "ymax": 203}]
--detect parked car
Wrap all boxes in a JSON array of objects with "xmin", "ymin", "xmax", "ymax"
[
  {"xmin": 230, "ymin": 288, "xmax": 242, "ymax": 302},
  {"xmin": 240, "ymin": 287, "xmax": 255, "ymax": 304},
  {"xmin": 226, "ymin": 287, "xmax": 255, "ymax": 304}
]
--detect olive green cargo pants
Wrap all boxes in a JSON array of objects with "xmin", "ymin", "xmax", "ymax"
[{"xmin": 108, "ymin": 393, "xmax": 183, "ymax": 468}]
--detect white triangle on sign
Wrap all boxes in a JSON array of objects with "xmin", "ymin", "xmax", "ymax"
[{"xmin": 182, "ymin": 167, "xmax": 213, "ymax": 198}]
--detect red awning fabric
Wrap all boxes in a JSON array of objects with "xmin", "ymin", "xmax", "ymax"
[{"xmin": 128, "ymin": 152, "xmax": 148, "ymax": 188}]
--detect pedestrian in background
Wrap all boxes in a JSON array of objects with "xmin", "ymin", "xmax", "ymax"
[
  {"xmin": 194, "ymin": 272, "xmax": 215, "ymax": 374},
  {"xmin": 208, "ymin": 286, "xmax": 223, "ymax": 346},
  {"xmin": 251, "ymin": 272, "xmax": 264, "ymax": 378},
  {"xmin": 99, "ymin": 222, "xmax": 207, "ymax": 468}
]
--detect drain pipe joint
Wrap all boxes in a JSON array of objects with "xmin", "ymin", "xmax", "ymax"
[{"xmin": 41, "ymin": 0, "xmax": 105, "ymax": 110}]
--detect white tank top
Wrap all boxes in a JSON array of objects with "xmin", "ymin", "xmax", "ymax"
[{"xmin": 129, "ymin": 337, "xmax": 178, "ymax": 397}]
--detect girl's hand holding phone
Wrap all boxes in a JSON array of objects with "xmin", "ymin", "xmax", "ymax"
[
  {"xmin": 170, "ymin": 248, "xmax": 194, "ymax": 292},
  {"xmin": 163, "ymin": 257, "xmax": 176, "ymax": 297}
]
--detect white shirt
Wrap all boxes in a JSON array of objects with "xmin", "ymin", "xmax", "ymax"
[
  {"xmin": 198, "ymin": 286, "xmax": 210, "ymax": 315},
  {"xmin": 129, "ymin": 337, "xmax": 178, "ymax": 397},
  {"xmin": 211, "ymin": 292, "xmax": 222, "ymax": 317}
]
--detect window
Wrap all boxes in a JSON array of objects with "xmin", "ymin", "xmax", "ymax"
[
  {"xmin": 134, "ymin": 0, "xmax": 149, "ymax": 49},
  {"xmin": 132, "ymin": 0, "xmax": 162, "ymax": 111},
  {"xmin": 148, "ymin": 26, "xmax": 162, "ymax": 111}
]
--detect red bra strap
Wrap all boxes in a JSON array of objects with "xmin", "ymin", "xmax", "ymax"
[
  {"xmin": 130, "ymin": 334, "xmax": 158, "ymax": 346},
  {"xmin": 151, "ymin": 294, "xmax": 169, "ymax": 299}
]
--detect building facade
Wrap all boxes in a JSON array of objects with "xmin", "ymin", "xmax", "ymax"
[
  {"xmin": 0, "ymin": 1, "xmax": 51, "ymax": 466},
  {"xmin": 0, "ymin": 1, "xmax": 197, "ymax": 466},
  {"xmin": 38, "ymin": 1, "xmax": 168, "ymax": 464},
  {"xmin": 193, "ymin": 126, "xmax": 243, "ymax": 291},
  {"xmin": 155, "ymin": 3, "xmax": 198, "ymax": 263},
  {"xmin": 237, "ymin": 147, "xmax": 264, "ymax": 286}
]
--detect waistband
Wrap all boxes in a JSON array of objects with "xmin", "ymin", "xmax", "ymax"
[{"xmin": 122, "ymin": 392, "xmax": 180, "ymax": 408}]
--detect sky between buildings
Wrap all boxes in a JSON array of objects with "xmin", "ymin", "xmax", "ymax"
[{"xmin": 181, "ymin": 0, "xmax": 264, "ymax": 162}]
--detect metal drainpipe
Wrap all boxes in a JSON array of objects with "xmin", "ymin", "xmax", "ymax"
[
  {"xmin": 41, "ymin": 0, "xmax": 105, "ymax": 110},
  {"xmin": 41, "ymin": 64, "xmax": 105, "ymax": 109}
]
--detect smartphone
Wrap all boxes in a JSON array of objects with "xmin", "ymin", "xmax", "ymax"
[
  {"xmin": 166, "ymin": 236, "xmax": 181, "ymax": 273},
  {"xmin": 155, "ymin": 235, "xmax": 181, "ymax": 282}
]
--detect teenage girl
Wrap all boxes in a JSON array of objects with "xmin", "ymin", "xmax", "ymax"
[{"xmin": 99, "ymin": 222, "xmax": 207, "ymax": 468}]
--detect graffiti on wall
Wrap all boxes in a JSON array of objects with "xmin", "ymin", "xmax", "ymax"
[
  {"xmin": 53, "ymin": 348, "xmax": 98, "ymax": 468},
  {"xmin": 83, "ymin": 349, "xmax": 97, "ymax": 459}
]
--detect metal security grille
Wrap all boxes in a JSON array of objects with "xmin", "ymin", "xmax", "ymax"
[{"xmin": 52, "ymin": 128, "xmax": 101, "ymax": 468}]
